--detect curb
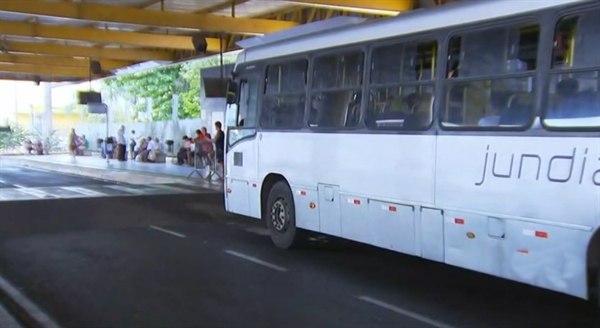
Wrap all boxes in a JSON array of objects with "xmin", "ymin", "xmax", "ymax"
[{"xmin": 0, "ymin": 276, "xmax": 61, "ymax": 328}]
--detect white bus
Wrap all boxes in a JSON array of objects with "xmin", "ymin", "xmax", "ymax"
[{"xmin": 223, "ymin": 0, "xmax": 600, "ymax": 307}]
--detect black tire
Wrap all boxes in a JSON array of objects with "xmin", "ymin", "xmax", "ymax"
[
  {"xmin": 597, "ymin": 260, "xmax": 600, "ymax": 312},
  {"xmin": 264, "ymin": 181, "xmax": 303, "ymax": 249}
]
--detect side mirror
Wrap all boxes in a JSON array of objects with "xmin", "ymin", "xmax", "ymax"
[{"xmin": 226, "ymin": 81, "xmax": 238, "ymax": 104}]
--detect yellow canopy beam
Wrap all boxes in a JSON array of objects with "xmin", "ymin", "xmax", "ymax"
[
  {"xmin": 0, "ymin": 63, "xmax": 97, "ymax": 78},
  {"xmin": 0, "ymin": 1, "xmax": 297, "ymax": 35},
  {"xmin": 290, "ymin": 0, "xmax": 413, "ymax": 15},
  {"xmin": 0, "ymin": 21, "xmax": 222, "ymax": 51},
  {"xmin": 2, "ymin": 41, "xmax": 173, "ymax": 62},
  {"xmin": 0, "ymin": 54, "xmax": 132, "ymax": 70},
  {"xmin": 0, "ymin": 72, "xmax": 80, "ymax": 83}
]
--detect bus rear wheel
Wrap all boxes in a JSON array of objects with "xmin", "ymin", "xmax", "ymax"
[
  {"xmin": 597, "ymin": 259, "xmax": 600, "ymax": 312},
  {"xmin": 265, "ymin": 181, "xmax": 302, "ymax": 249}
]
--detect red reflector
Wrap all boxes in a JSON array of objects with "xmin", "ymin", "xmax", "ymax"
[
  {"xmin": 517, "ymin": 249, "xmax": 529, "ymax": 254},
  {"xmin": 353, "ymin": 199, "xmax": 361, "ymax": 205},
  {"xmin": 389, "ymin": 206, "xmax": 397, "ymax": 212},
  {"xmin": 455, "ymin": 218, "xmax": 465, "ymax": 225},
  {"xmin": 300, "ymin": 191, "xmax": 306, "ymax": 196},
  {"xmin": 252, "ymin": 183, "xmax": 257, "ymax": 188},
  {"xmin": 535, "ymin": 231, "xmax": 548, "ymax": 238}
]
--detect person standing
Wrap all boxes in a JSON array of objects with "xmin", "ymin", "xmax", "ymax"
[
  {"xmin": 116, "ymin": 125, "xmax": 127, "ymax": 161},
  {"xmin": 129, "ymin": 129, "xmax": 137, "ymax": 159}
]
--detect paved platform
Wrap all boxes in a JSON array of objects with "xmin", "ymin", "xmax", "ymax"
[{"xmin": 0, "ymin": 155, "xmax": 223, "ymax": 189}]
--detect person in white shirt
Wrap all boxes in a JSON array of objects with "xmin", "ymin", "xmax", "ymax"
[
  {"xmin": 116, "ymin": 125, "xmax": 127, "ymax": 161},
  {"xmin": 147, "ymin": 137, "xmax": 164, "ymax": 162},
  {"xmin": 153, "ymin": 138, "xmax": 164, "ymax": 153},
  {"xmin": 129, "ymin": 130, "xmax": 137, "ymax": 159}
]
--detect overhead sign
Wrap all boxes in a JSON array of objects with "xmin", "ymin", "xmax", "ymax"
[{"xmin": 88, "ymin": 103, "xmax": 108, "ymax": 114}]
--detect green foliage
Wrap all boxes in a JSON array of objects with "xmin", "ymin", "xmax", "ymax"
[
  {"xmin": 104, "ymin": 65, "xmax": 182, "ymax": 121},
  {"xmin": 32, "ymin": 129, "xmax": 63, "ymax": 152},
  {"xmin": 101, "ymin": 53, "xmax": 238, "ymax": 122},
  {"xmin": 0, "ymin": 123, "xmax": 30, "ymax": 153}
]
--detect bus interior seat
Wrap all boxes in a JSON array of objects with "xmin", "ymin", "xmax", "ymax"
[
  {"xmin": 343, "ymin": 91, "xmax": 362, "ymax": 127},
  {"xmin": 462, "ymin": 84, "xmax": 488, "ymax": 125},
  {"xmin": 500, "ymin": 92, "xmax": 534, "ymax": 126},
  {"xmin": 403, "ymin": 93, "xmax": 434, "ymax": 129}
]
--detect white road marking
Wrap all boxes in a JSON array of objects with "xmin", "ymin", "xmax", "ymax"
[
  {"xmin": 12, "ymin": 184, "xmax": 27, "ymax": 189},
  {"xmin": 224, "ymin": 250, "xmax": 288, "ymax": 272},
  {"xmin": 0, "ymin": 302, "xmax": 22, "ymax": 328},
  {"xmin": 103, "ymin": 185, "xmax": 145, "ymax": 194},
  {"xmin": 149, "ymin": 225, "xmax": 187, "ymax": 238},
  {"xmin": 0, "ymin": 275, "xmax": 62, "ymax": 328},
  {"xmin": 0, "ymin": 179, "xmax": 7, "ymax": 184},
  {"xmin": 355, "ymin": 296, "xmax": 455, "ymax": 328},
  {"xmin": 152, "ymin": 185, "xmax": 195, "ymax": 193},
  {"xmin": 60, "ymin": 186, "xmax": 107, "ymax": 197},
  {"xmin": 15, "ymin": 188, "xmax": 56, "ymax": 199}
]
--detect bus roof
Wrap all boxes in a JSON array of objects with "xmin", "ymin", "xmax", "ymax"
[{"xmin": 236, "ymin": 0, "xmax": 589, "ymax": 65}]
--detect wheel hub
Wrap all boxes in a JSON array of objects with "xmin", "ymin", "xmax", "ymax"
[{"xmin": 270, "ymin": 199, "xmax": 288, "ymax": 233}]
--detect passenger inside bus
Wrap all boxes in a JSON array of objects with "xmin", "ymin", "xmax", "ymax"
[
  {"xmin": 546, "ymin": 10, "xmax": 600, "ymax": 125},
  {"xmin": 366, "ymin": 40, "xmax": 436, "ymax": 130},
  {"xmin": 443, "ymin": 23, "xmax": 539, "ymax": 127},
  {"xmin": 478, "ymin": 93, "xmax": 505, "ymax": 126}
]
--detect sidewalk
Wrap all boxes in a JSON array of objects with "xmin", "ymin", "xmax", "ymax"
[{"xmin": 0, "ymin": 154, "xmax": 223, "ymax": 190}]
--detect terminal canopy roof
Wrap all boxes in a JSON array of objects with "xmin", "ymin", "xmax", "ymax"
[{"xmin": 0, "ymin": 0, "xmax": 461, "ymax": 82}]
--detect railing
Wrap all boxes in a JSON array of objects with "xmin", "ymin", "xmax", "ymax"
[{"xmin": 187, "ymin": 139, "xmax": 223, "ymax": 181}]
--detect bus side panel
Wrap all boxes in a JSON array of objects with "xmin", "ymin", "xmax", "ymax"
[
  {"xmin": 444, "ymin": 210, "xmax": 504, "ymax": 277},
  {"xmin": 501, "ymin": 220, "xmax": 589, "ymax": 299},
  {"xmin": 436, "ymin": 135, "xmax": 597, "ymax": 299},
  {"xmin": 226, "ymin": 138, "xmax": 259, "ymax": 218},
  {"xmin": 291, "ymin": 186, "xmax": 320, "ymax": 231},
  {"xmin": 257, "ymin": 132, "xmax": 436, "ymax": 206},
  {"xmin": 435, "ymin": 135, "xmax": 599, "ymax": 227}
]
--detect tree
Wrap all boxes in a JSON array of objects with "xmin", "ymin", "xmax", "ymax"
[
  {"xmin": 101, "ymin": 52, "xmax": 239, "ymax": 121},
  {"xmin": 103, "ymin": 65, "xmax": 182, "ymax": 121},
  {"xmin": 0, "ymin": 123, "xmax": 30, "ymax": 154},
  {"xmin": 178, "ymin": 53, "xmax": 238, "ymax": 119}
]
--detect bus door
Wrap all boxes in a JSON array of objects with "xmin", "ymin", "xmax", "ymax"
[{"xmin": 225, "ymin": 72, "xmax": 261, "ymax": 217}]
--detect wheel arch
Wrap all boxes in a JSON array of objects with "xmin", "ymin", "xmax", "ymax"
[
  {"xmin": 260, "ymin": 173, "xmax": 291, "ymax": 221},
  {"xmin": 587, "ymin": 227, "xmax": 600, "ymax": 301}
]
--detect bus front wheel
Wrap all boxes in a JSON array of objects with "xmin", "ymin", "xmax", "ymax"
[{"xmin": 265, "ymin": 181, "xmax": 302, "ymax": 249}]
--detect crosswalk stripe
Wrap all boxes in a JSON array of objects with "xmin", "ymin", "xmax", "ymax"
[
  {"xmin": 15, "ymin": 188, "xmax": 56, "ymax": 199},
  {"xmin": 60, "ymin": 186, "xmax": 107, "ymax": 196},
  {"xmin": 103, "ymin": 185, "xmax": 147, "ymax": 194},
  {"xmin": 151, "ymin": 185, "xmax": 196, "ymax": 193},
  {"xmin": 0, "ymin": 183, "xmax": 203, "ymax": 202}
]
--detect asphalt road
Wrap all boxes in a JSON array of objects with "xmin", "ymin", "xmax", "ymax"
[
  {"xmin": 0, "ymin": 180, "xmax": 597, "ymax": 327},
  {"xmin": 0, "ymin": 165, "xmax": 206, "ymax": 201}
]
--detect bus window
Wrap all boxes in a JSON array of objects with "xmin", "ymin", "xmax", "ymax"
[
  {"xmin": 309, "ymin": 51, "xmax": 364, "ymax": 128},
  {"xmin": 544, "ymin": 9, "xmax": 600, "ymax": 129},
  {"xmin": 441, "ymin": 24, "xmax": 540, "ymax": 128},
  {"xmin": 261, "ymin": 59, "xmax": 307, "ymax": 129},
  {"xmin": 308, "ymin": 51, "xmax": 364, "ymax": 128},
  {"xmin": 366, "ymin": 40, "xmax": 437, "ymax": 130}
]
